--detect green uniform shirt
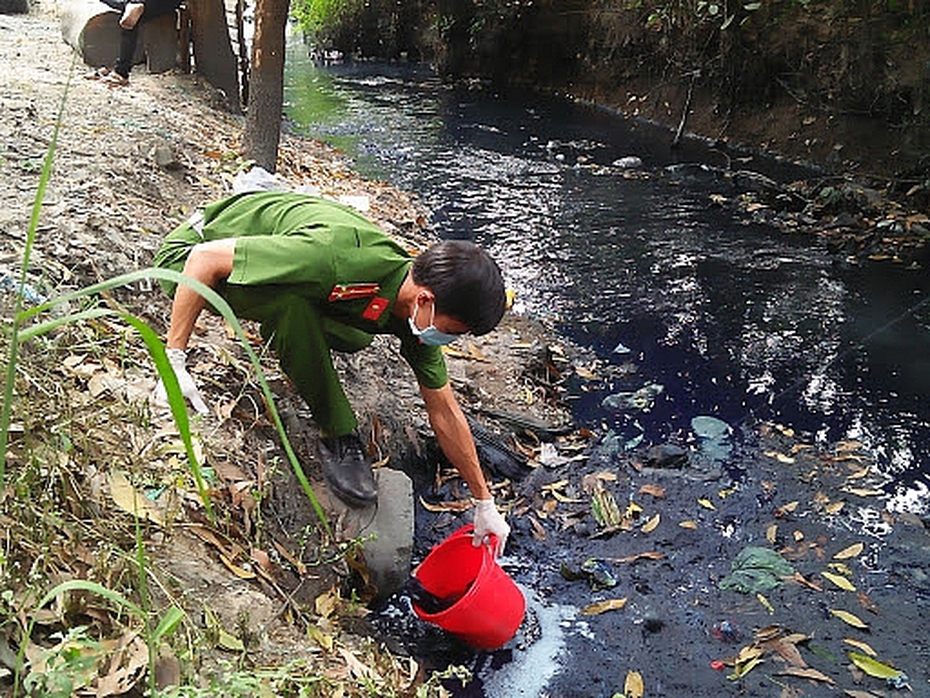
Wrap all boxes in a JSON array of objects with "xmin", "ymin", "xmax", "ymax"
[{"xmin": 155, "ymin": 191, "xmax": 448, "ymax": 389}]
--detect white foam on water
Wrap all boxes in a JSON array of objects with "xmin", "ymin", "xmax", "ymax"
[{"xmin": 480, "ymin": 585, "xmax": 575, "ymax": 697}]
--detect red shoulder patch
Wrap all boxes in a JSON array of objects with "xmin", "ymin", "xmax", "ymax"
[{"xmin": 362, "ymin": 297, "xmax": 389, "ymax": 321}]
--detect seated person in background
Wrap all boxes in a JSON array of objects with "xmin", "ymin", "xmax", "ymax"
[{"xmin": 93, "ymin": 0, "xmax": 182, "ymax": 86}]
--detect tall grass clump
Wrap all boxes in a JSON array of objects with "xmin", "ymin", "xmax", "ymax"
[{"xmin": 0, "ymin": 64, "xmax": 331, "ymax": 695}]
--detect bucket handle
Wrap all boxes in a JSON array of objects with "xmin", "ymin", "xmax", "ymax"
[{"xmin": 453, "ymin": 524, "xmax": 501, "ymax": 556}]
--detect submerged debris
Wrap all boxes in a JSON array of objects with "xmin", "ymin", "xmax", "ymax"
[
  {"xmin": 719, "ymin": 545, "xmax": 795, "ymax": 593},
  {"xmin": 559, "ymin": 558, "xmax": 619, "ymax": 590}
]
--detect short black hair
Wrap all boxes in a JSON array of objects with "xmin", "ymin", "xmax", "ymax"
[{"xmin": 411, "ymin": 240, "xmax": 506, "ymax": 336}]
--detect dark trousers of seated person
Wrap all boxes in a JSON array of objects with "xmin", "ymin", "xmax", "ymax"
[{"xmin": 99, "ymin": 0, "xmax": 183, "ymax": 78}]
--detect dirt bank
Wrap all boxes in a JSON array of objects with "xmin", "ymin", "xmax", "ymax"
[
  {"xmin": 1, "ymin": 3, "xmax": 572, "ymax": 694},
  {"xmin": 1, "ymin": 4, "xmax": 929, "ymax": 698}
]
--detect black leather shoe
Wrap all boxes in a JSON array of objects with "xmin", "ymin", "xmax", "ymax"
[{"xmin": 319, "ymin": 432, "xmax": 377, "ymax": 507}]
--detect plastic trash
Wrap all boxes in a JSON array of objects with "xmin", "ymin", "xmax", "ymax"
[
  {"xmin": 719, "ymin": 546, "xmax": 795, "ymax": 593},
  {"xmin": 711, "ymin": 620, "xmax": 742, "ymax": 643},
  {"xmin": 232, "ymin": 166, "xmax": 285, "ymax": 194}
]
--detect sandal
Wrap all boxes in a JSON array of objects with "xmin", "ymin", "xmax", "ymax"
[
  {"xmin": 84, "ymin": 66, "xmax": 111, "ymax": 80},
  {"xmin": 102, "ymin": 71, "xmax": 129, "ymax": 87}
]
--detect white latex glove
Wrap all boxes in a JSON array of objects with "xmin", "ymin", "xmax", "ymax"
[
  {"xmin": 153, "ymin": 348, "xmax": 209, "ymax": 415},
  {"xmin": 472, "ymin": 497, "xmax": 510, "ymax": 557}
]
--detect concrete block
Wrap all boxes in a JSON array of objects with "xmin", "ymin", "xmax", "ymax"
[{"xmin": 336, "ymin": 468, "xmax": 414, "ymax": 600}]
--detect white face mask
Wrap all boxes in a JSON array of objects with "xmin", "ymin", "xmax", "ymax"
[{"xmin": 409, "ymin": 302, "xmax": 459, "ymax": 346}]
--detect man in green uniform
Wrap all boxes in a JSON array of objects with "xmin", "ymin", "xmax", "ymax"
[{"xmin": 153, "ymin": 190, "xmax": 511, "ymax": 554}]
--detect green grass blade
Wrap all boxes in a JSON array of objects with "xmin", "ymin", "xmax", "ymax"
[
  {"xmin": 36, "ymin": 579, "xmax": 145, "ymax": 620},
  {"xmin": 124, "ymin": 313, "xmax": 214, "ymax": 519},
  {"xmin": 15, "ymin": 267, "xmax": 331, "ymax": 537},
  {"xmin": 0, "ymin": 57, "xmax": 74, "ymax": 487},
  {"xmin": 151, "ymin": 606, "xmax": 185, "ymax": 644}
]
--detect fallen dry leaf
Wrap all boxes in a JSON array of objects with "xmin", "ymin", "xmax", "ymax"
[
  {"xmin": 529, "ymin": 515, "xmax": 547, "ymax": 541},
  {"xmin": 841, "ymin": 487, "xmax": 883, "ymax": 497},
  {"xmin": 640, "ymin": 513, "xmax": 660, "ymax": 533},
  {"xmin": 580, "ymin": 597, "xmax": 628, "ymax": 615},
  {"xmin": 835, "ymin": 440, "xmax": 863, "ymax": 452},
  {"xmin": 250, "ymin": 548, "xmax": 273, "ymax": 571},
  {"xmin": 822, "ymin": 571, "xmax": 856, "ymax": 592},
  {"xmin": 774, "ymin": 423, "xmax": 795, "ymax": 437},
  {"xmin": 830, "ymin": 609, "xmax": 869, "ymax": 630},
  {"xmin": 272, "ymin": 540, "xmax": 307, "ymax": 575},
  {"xmin": 856, "ymin": 592, "xmax": 880, "ymax": 614},
  {"xmin": 608, "ymin": 551, "xmax": 665, "ymax": 564},
  {"xmin": 757, "ymin": 593, "xmax": 775, "ymax": 614},
  {"xmin": 418, "ymin": 496, "xmax": 474, "ymax": 513},
  {"xmin": 843, "ymin": 638, "xmax": 877, "ymax": 657},
  {"xmin": 834, "ymin": 542, "xmax": 864, "ymax": 560},
  {"xmin": 338, "ymin": 646, "xmax": 381, "ymax": 681},
  {"xmin": 638, "ymin": 483, "xmax": 665, "ymax": 498},
  {"xmin": 760, "ymin": 636, "xmax": 807, "ymax": 668},
  {"xmin": 791, "ymin": 572, "xmax": 823, "ymax": 592},
  {"xmin": 96, "ymin": 632, "xmax": 148, "ymax": 697},
  {"xmin": 766, "ymin": 524, "xmax": 778, "ymax": 543},
  {"xmin": 109, "ymin": 470, "xmax": 165, "ymax": 526},
  {"xmin": 219, "ymin": 554, "xmax": 256, "ymax": 580},
  {"xmin": 753, "ymin": 625, "xmax": 784, "ymax": 642},
  {"xmin": 775, "ymin": 500, "xmax": 800, "ymax": 517},
  {"xmin": 777, "ymin": 667, "xmax": 835, "ymax": 684},
  {"xmin": 623, "ymin": 669, "xmax": 644, "ymax": 698}
]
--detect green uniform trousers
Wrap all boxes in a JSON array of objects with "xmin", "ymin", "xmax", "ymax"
[{"xmin": 246, "ymin": 292, "xmax": 370, "ymax": 437}]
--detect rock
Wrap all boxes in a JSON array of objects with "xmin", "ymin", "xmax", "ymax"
[
  {"xmin": 645, "ymin": 443, "xmax": 688, "ymax": 469},
  {"xmin": 691, "ymin": 415, "xmax": 732, "ymax": 441},
  {"xmin": 844, "ymin": 182, "xmax": 883, "ymax": 212},
  {"xmin": 612, "ymin": 156, "xmax": 643, "ymax": 169},
  {"xmin": 152, "ymin": 142, "xmax": 180, "ymax": 169},
  {"xmin": 210, "ymin": 585, "xmax": 277, "ymax": 637},
  {"xmin": 642, "ymin": 614, "xmax": 664, "ymax": 633},
  {"xmin": 587, "ymin": 426, "xmax": 644, "ymax": 468},
  {"xmin": 691, "ymin": 415, "xmax": 733, "ymax": 462},
  {"xmin": 601, "ymin": 382, "xmax": 664, "ymax": 412}
]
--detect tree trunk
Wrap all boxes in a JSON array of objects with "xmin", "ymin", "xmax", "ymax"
[
  {"xmin": 188, "ymin": 0, "xmax": 240, "ymax": 112},
  {"xmin": 241, "ymin": 0, "xmax": 289, "ymax": 173}
]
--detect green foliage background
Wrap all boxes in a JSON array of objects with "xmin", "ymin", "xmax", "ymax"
[{"xmin": 290, "ymin": 0, "xmax": 930, "ymax": 130}]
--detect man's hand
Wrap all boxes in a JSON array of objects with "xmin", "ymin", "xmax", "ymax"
[
  {"xmin": 473, "ymin": 497, "xmax": 510, "ymax": 557},
  {"xmin": 153, "ymin": 348, "xmax": 209, "ymax": 415}
]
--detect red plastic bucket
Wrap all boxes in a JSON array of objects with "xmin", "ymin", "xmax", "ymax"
[{"xmin": 412, "ymin": 525, "xmax": 526, "ymax": 649}]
